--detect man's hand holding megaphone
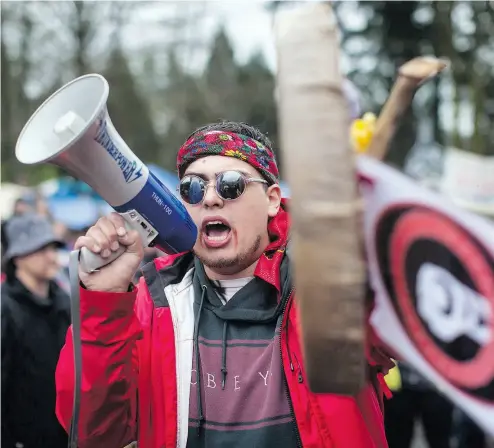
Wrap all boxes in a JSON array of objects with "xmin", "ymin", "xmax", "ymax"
[{"xmin": 74, "ymin": 212, "xmax": 144, "ymax": 292}]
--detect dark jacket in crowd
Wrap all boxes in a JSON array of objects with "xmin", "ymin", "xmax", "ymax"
[{"xmin": 1, "ymin": 276, "xmax": 71, "ymax": 448}]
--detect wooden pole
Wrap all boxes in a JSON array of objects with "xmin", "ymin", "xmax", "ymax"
[{"xmin": 275, "ymin": 2, "xmax": 366, "ymax": 395}]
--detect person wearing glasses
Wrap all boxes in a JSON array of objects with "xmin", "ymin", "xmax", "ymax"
[{"xmin": 55, "ymin": 121, "xmax": 394, "ymax": 448}]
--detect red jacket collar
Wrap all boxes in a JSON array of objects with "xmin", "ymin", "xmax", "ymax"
[
  {"xmin": 253, "ymin": 199, "xmax": 289, "ymax": 292},
  {"xmin": 154, "ymin": 198, "xmax": 290, "ymax": 292}
]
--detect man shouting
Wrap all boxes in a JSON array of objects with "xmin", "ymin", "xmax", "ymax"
[{"xmin": 56, "ymin": 121, "xmax": 393, "ymax": 448}]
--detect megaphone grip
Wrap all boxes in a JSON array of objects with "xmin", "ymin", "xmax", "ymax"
[
  {"xmin": 77, "ymin": 212, "xmax": 156, "ymax": 273},
  {"xmin": 78, "ymin": 245, "xmax": 127, "ymax": 273}
]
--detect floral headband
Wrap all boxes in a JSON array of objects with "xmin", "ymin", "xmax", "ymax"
[{"xmin": 177, "ymin": 130, "xmax": 280, "ymax": 185}]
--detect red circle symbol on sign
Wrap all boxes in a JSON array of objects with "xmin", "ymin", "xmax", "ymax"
[{"xmin": 374, "ymin": 204, "xmax": 494, "ymax": 402}]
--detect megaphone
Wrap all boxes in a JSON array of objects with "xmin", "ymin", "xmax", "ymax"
[{"xmin": 15, "ymin": 74, "xmax": 198, "ymax": 273}]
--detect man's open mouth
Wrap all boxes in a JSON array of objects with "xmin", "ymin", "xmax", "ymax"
[{"xmin": 204, "ymin": 221, "xmax": 231, "ymax": 242}]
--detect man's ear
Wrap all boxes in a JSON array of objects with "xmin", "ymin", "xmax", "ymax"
[{"xmin": 266, "ymin": 184, "xmax": 282, "ymax": 218}]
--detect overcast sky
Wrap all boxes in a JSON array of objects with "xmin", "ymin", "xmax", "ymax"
[
  {"xmin": 214, "ymin": 1, "xmax": 276, "ymax": 66},
  {"xmin": 121, "ymin": 0, "xmax": 287, "ymax": 74}
]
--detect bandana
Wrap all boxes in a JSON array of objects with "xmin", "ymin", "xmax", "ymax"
[{"xmin": 176, "ymin": 130, "xmax": 280, "ymax": 184}]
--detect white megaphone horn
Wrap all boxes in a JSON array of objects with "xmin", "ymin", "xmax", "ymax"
[{"xmin": 15, "ymin": 74, "xmax": 198, "ymax": 273}]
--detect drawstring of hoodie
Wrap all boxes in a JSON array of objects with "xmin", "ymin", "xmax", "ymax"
[
  {"xmin": 194, "ymin": 285, "xmax": 207, "ymax": 435},
  {"xmin": 221, "ymin": 321, "xmax": 228, "ymax": 389},
  {"xmin": 193, "ymin": 283, "xmax": 231, "ymax": 435}
]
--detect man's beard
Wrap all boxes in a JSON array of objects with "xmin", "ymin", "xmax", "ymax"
[{"xmin": 195, "ymin": 234, "xmax": 262, "ymax": 272}]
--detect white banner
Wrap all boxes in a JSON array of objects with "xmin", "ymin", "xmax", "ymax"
[
  {"xmin": 358, "ymin": 156, "xmax": 494, "ymax": 436},
  {"xmin": 440, "ymin": 147, "xmax": 494, "ymax": 216}
]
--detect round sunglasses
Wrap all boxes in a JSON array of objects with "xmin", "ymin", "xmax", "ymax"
[{"xmin": 178, "ymin": 170, "xmax": 268, "ymax": 205}]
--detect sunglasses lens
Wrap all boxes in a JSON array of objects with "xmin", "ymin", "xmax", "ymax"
[
  {"xmin": 180, "ymin": 176, "xmax": 205, "ymax": 204},
  {"xmin": 217, "ymin": 171, "xmax": 246, "ymax": 200}
]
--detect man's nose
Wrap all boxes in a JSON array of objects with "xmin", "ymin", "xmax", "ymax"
[{"xmin": 202, "ymin": 183, "xmax": 223, "ymax": 208}]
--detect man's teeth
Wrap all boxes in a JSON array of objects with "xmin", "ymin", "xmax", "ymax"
[
  {"xmin": 206, "ymin": 234, "xmax": 228, "ymax": 241},
  {"xmin": 204, "ymin": 220, "xmax": 230, "ymax": 242}
]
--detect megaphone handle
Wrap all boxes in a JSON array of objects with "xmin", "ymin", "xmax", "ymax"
[
  {"xmin": 79, "ymin": 245, "xmax": 127, "ymax": 273},
  {"xmin": 78, "ymin": 211, "xmax": 154, "ymax": 273}
]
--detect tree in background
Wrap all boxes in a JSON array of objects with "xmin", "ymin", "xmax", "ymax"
[
  {"xmin": 237, "ymin": 52, "xmax": 279, "ymax": 165},
  {"xmin": 159, "ymin": 27, "xmax": 279, "ymax": 173},
  {"xmin": 102, "ymin": 5, "xmax": 162, "ymax": 168},
  {"xmin": 158, "ymin": 49, "xmax": 211, "ymax": 170},
  {"xmin": 1, "ymin": 3, "xmax": 39, "ymax": 184},
  {"xmin": 203, "ymin": 28, "xmax": 240, "ymax": 121},
  {"xmin": 1, "ymin": 0, "xmax": 141, "ymax": 183},
  {"xmin": 103, "ymin": 45, "xmax": 162, "ymax": 166},
  {"xmin": 3, "ymin": 1, "xmax": 492, "ymax": 185},
  {"xmin": 332, "ymin": 0, "xmax": 494, "ymax": 168}
]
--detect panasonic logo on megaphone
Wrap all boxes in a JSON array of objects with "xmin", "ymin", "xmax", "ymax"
[{"xmin": 15, "ymin": 73, "xmax": 198, "ymax": 273}]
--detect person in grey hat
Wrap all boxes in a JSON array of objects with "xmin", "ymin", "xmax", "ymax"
[{"xmin": 1, "ymin": 213, "xmax": 71, "ymax": 448}]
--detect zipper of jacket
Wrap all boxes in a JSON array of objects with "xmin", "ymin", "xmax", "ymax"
[{"xmin": 279, "ymin": 288, "xmax": 303, "ymax": 448}]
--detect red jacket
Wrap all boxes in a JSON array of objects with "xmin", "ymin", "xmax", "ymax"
[{"xmin": 55, "ymin": 204, "xmax": 393, "ymax": 448}]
